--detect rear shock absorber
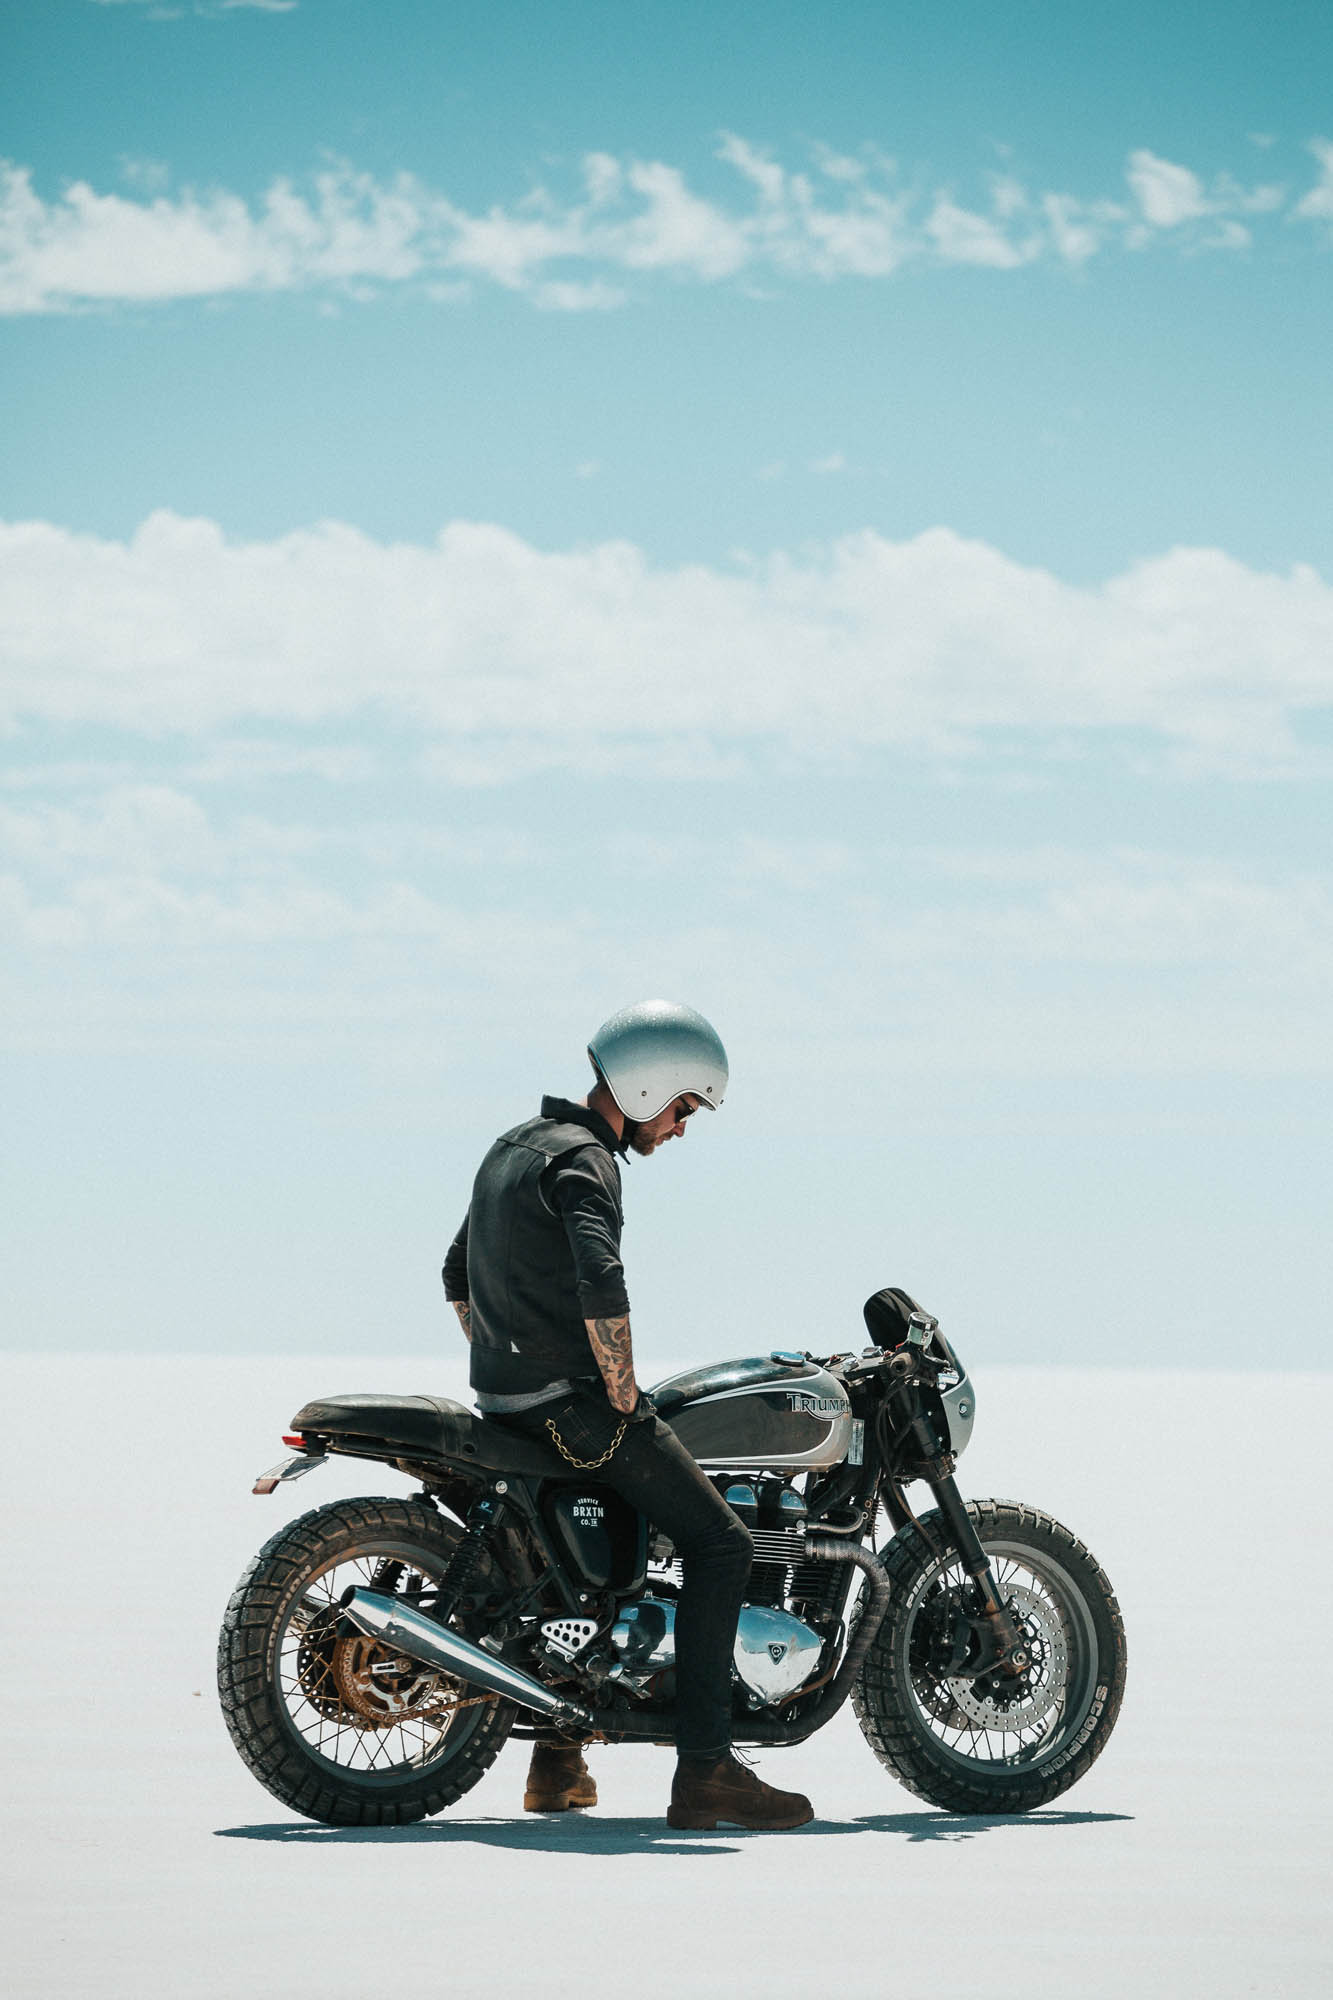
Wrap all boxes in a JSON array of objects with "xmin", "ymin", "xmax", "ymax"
[{"xmin": 432, "ymin": 1492, "xmax": 503, "ymax": 1623}]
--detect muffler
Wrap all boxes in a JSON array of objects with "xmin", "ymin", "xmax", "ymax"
[{"xmin": 341, "ymin": 1588, "xmax": 593, "ymax": 1729}]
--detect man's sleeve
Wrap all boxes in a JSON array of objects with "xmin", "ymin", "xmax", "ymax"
[
  {"xmin": 547, "ymin": 1151, "xmax": 630, "ymax": 1320},
  {"xmin": 442, "ymin": 1210, "xmax": 470, "ymax": 1301}
]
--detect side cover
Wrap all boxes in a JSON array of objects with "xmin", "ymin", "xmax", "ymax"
[{"xmin": 541, "ymin": 1485, "xmax": 648, "ymax": 1591}]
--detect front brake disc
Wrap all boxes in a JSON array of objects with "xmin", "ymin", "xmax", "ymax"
[{"xmin": 945, "ymin": 1584, "xmax": 1067, "ymax": 1732}]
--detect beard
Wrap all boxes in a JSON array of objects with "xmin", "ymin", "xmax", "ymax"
[{"xmin": 626, "ymin": 1120, "xmax": 657, "ymax": 1157}]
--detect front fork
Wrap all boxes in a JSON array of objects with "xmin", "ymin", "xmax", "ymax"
[{"xmin": 905, "ymin": 1412, "xmax": 1030, "ymax": 1676}]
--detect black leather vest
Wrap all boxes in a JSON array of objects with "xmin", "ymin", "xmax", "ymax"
[{"xmin": 466, "ymin": 1115, "xmax": 619, "ymax": 1398}]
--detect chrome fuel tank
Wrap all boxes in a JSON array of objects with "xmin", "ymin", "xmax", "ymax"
[{"xmin": 652, "ymin": 1353, "xmax": 852, "ymax": 1472}]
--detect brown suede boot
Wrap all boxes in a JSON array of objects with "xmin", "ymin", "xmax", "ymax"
[
  {"xmin": 523, "ymin": 1742, "xmax": 598, "ymax": 1813},
  {"xmin": 667, "ymin": 1752, "xmax": 813, "ymax": 1830}
]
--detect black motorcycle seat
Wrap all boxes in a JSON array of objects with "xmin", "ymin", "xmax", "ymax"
[{"xmin": 290, "ymin": 1393, "xmax": 569, "ymax": 1478}]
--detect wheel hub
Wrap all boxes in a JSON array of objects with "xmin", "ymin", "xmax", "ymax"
[
  {"xmin": 330, "ymin": 1635, "xmax": 448, "ymax": 1726},
  {"xmin": 294, "ymin": 1604, "xmax": 459, "ymax": 1729}
]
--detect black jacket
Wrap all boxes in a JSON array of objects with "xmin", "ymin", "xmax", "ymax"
[{"xmin": 443, "ymin": 1096, "xmax": 629, "ymax": 1400}]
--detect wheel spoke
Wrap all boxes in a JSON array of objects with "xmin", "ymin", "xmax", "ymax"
[
  {"xmin": 272, "ymin": 1539, "xmax": 466, "ymax": 1778},
  {"xmin": 903, "ymin": 1540, "xmax": 1092, "ymax": 1768}
]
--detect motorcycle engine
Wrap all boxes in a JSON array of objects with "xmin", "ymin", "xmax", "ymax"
[
  {"xmin": 611, "ymin": 1473, "xmax": 826, "ymax": 1703},
  {"xmin": 610, "ymin": 1595, "xmax": 823, "ymax": 1703}
]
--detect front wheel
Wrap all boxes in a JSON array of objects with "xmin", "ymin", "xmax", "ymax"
[
  {"xmin": 853, "ymin": 1498, "xmax": 1126, "ymax": 1814},
  {"xmin": 218, "ymin": 1496, "xmax": 517, "ymax": 1825}
]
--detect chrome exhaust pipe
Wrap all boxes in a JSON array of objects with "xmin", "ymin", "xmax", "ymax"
[{"xmin": 341, "ymin": 1588, "xmax": 592, "ymax": 1729}]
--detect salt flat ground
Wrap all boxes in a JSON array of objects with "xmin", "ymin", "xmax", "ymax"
[{"xmin": 2, "ymin": 1355, "xmax": 1329, "ymax": 1999}]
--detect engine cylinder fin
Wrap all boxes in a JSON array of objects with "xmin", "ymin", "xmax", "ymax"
[{"xmin": 749, "ymin": 1529, "xmax": 808, "ymax": 1562}]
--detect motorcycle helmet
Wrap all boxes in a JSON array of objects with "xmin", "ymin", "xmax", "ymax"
[{"xmin": 588, "ymin": 1000, "xmax": 729, "ymax": 1120}]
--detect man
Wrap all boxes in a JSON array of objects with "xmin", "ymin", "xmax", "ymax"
[{"xmin": 443, "ymin": 998, "xmax": 813, "ymax": 1831}]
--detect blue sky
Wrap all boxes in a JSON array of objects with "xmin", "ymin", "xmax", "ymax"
[
  {"xmin": 6, "ymin": 1, "xmax": 1333, "ymax": 573},
  {"xmin": 3, "ymin": 1, "xmax": 1331, "ymax": 1369}
]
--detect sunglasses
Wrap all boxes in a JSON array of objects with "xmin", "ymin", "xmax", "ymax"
[{"xmin": 672, "ymin": 1098, "xmax": 699, "ymax": 1121}]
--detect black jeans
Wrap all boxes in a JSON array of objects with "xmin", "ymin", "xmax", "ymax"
[{"xmin": 501, "ymin": 1387, "xmax": 753, "ymax": 1760}]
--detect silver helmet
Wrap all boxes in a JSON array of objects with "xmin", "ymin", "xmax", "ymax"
[{"xmin": 588, "ymin": 1000, "xmax": 729, "ymax": 1120}]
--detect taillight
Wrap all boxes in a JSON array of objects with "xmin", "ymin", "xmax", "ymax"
[{"xmin": 282, "ymin": 1434, "xmax": 307, "ymax": 1450}]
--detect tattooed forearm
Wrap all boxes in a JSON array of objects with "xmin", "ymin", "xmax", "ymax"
[
  {"xmin": 452, "ymin": 1300, "xmax": 473, "ymax": 1344},
  {"xmin": 585, "ymin": 1314, "xmax": 638, "ymax": 1413}
]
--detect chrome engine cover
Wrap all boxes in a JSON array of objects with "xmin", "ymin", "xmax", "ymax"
[
  {"xmin": 611, "ymin": 1597, "xmax": 676, "ymax": 1673},
  {"xmin": 732, "ymin": 1604, "xmax": 823, "ymax": 1701},
  {"xmin": 609, "ymin": 1595, "xmax": 822, "ymax": 1703}
]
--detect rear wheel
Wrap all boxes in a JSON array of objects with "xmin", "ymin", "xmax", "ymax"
[
  {"xmin": 853, "ymin": 1498, "xmax": 1126, "ymax": 1814},
  {"xmin": 218, "ymin": 1497, "xmax": 517, "ymax": 1825}
]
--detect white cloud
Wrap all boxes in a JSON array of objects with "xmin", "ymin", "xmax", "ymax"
[
  {"xmin": 423, "ymin": 733, "xmax": 752, "ymax": 788},
  {"xmin": 716, "ymin": 132, "xmax": 914, "ymax": 277},
  {"xmin": 118, "ymin": 156, "xmax": 171, "ymax": 195},
  {"xmin": 2, "ymin": 512, "xmax": 1330, "ymax": 779},
  {"xmin": 0, "ymin": 780, "xmax": 550, "ymax": 951},
  {"xmin": 925, "ymin": 195, "xmax": 1036, "ymax": 267},
  {"xmin": 1126, "ymin": 149, "xmax": 1287, "ymax": 240},
  {"xmin": 5, "ymin": 793, "xmax": 1329, "ymax": 1079},
  {"xmin": 1041, "ymin": 193, "xmax": 1124, "ymax": 265},
  {"xmin": 1, "ymin": 868, "xmax": 447, "ymax": 950},
  {"xmin": 988, "ymin": 173, "xmax": 1029, "ymax": 221},
  {"xmin": 616, "ymin": 161, "xmax": 748, "ymax": 277},
  {"xmin": 896, "ymin": 846, "xmax": 1333, "ymax": 973},
  {"xmin": 2, "ymin": 135, "xmax": 1325, "ymax": 315},
  {"xmin": 533, "ymin": 278, "xmax": 625, "ymax": 312},
  {"xmin": 1228, "ymin": 177, "xmax": 1286, "ymax": 215},
  {"xmin": 91, "ymin": 0, "xmax": 297, "ymax": 13},
  {"xmin": 21, "ymin": 790, "xmax": 1320, "ymax": 988},
  {"xmin": 716, "ymin": 133, "xmax": 787, "ymax": 208},
  {"xmin": 582, "ymin": 153, "xmax": 622, "ymax": 207},
  {"xmin": 1207, "ymin": 219, "xmax": 1252, "ymax": 251},
  {"xmin": 1127, "ymin": 149, "xmax": 1210, "ymax": 227},
  {"xmin": 1293, "ymin": 138, "xmax": 1333, "ymax": 223},
  {"xmin": 183, "ymin": 738, "xmax": 379, "ymax": 783},
  {"xmin": 1, "ymin": 785, "xmax": 218, "ymax": 875},
  {"xmin": 0, "ymin": 160, "xmax": 425, "ymax": 311}
]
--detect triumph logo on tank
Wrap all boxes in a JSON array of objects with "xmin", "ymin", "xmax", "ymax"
[{"xmin": 786, "ymin": 1392, "xmax": 842, "ymax": 1417}]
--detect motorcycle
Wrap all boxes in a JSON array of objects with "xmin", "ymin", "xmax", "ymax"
[{"xmin": 218, "ymin": 1288, "xmax": 1126, "ymax": 1824}]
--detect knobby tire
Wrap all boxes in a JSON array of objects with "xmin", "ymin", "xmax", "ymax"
[
  {"xmin": 853, "ymin": 1497, "xmax": 1127, "ymax": 1814},
  {"xmin": 217, "ymin": 1496, "xmax": 517, "ymax": 1826}
]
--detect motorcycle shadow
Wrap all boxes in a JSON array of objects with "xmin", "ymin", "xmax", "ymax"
[
  {"xmin": 833, "ymin": 1809, "xmax": 1132, "ymax": 1844},
  {"xmin": 214, "ymin": 1808, "xmax": 1130, "ymax": 1854}
]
